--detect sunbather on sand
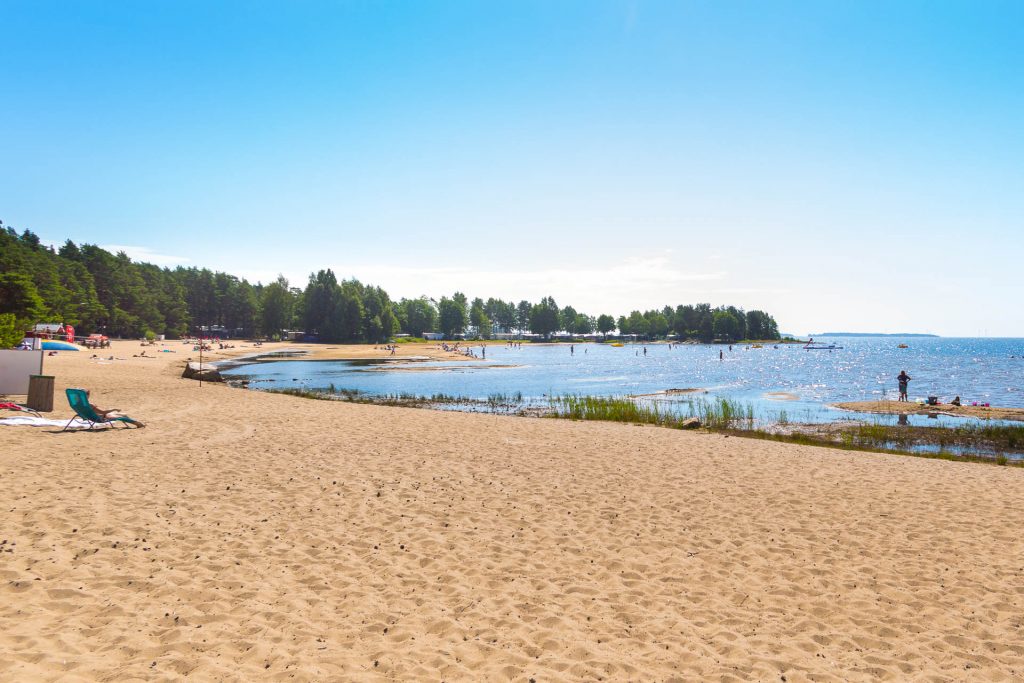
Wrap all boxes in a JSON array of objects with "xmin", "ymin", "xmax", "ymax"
[{"xmin": 86, "ymin": 391, "xmax": 145, "ymax": 427}]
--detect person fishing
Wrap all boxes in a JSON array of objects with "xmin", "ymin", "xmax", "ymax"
[{"xmin": 896, "ymin": 370, "xmax": 911, "ymax": 402}]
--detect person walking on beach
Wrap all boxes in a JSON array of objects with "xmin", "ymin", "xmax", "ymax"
[{"xmin": 897, "ymin": 370, "xmax": 911, "ymax": 401}]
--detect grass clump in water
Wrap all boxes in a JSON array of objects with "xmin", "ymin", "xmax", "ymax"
[
  {"xmin": 687, "ymin": 397, "xmax": 755, "ymax": 430},
  {"xmin": 552, "ymin": 395, "xmax": 676, "ymax": 426},
  {"xmin": 843, "ymin": 420, "xmax": 1024, "ymax": 456},
  {"xmin": 267, "ymin": 386, "xmax": 525, "ymax": 412},
  {"xmin": 549, "ymin": 395, "xmax": 745, "ymax": 430}
]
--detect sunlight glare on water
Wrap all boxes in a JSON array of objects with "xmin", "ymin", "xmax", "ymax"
[{"xmin": 222, "ymin": 337, "xmax": 1024, "ymax": 424}]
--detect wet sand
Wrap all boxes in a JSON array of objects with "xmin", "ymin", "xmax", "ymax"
[{"xmin": 2, "ymin": 340, "xmax": 1023, "ymax": 680}]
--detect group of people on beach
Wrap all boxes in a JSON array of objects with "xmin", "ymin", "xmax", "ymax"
[{"xmin": 439, "ymin": 342, "xmax": 478, "ymax": 358}]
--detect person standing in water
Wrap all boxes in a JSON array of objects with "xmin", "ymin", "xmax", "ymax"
[
  {"xmin": 719, "ymin": 349, "xmax": 724, "ymax": 361},
  {"xmin": 897, "ymin": 370, "xmax": 911, "ymax": 401}
]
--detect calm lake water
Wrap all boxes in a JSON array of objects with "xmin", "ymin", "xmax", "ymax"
[{"xmin": 222, "ymin": 337, "xmax": 1024, "ymax": 426}]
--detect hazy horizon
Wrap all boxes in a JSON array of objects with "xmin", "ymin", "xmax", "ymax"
[{"xmin": 2, "ymin": 1, "xmax": 1021, "ymax": 337}]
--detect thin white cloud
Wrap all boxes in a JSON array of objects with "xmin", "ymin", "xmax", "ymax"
[
  {"xmin": 234, "ymin": 255, "xmax": 726, "ymax": 300},
  {"xmin": 101, "ymin": 245, "xmax": 190, "ymax": 266},
  {"xmin": 709, "ymin": 287, "xmax": 792, "ymax": 295},
  {"xmin": 222, "ymin": 254, "xmax": 792, "ymax": 319},
  {"xmin": 333, "ymin": 257, "xmax": 724, "ymax": 288}
]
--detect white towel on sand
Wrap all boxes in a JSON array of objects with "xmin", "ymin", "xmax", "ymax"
[{"xmin": 0, "ymin": 416, "xmax": 112, "ymax": 429}]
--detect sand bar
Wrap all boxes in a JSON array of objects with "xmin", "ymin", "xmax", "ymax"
[
  {"xmin": 268, "ymin": 342, "xmax": 481, "ymax": 362},
  {"xmin": 629, "ymin": 388, "xmax": 703, "ymax": 398},
  {"xmin": 2, "ymin": 340, "xmax": 1023, "ymax": 680},
  {"xmin": 834, "ymin": 399, "xmax": 1024, "ymax": 422}
]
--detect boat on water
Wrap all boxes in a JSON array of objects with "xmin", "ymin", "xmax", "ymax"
[
  {"xmin": 803, "ymin": 339, "xmax": 843, "ymax": 351},
  {"xmin": 610, "ymin": 342, "xmax": 624, "ymax": 347},
  {"xmin": 897, "ymin": 343, "xmax": 909, "ymax": 349}
]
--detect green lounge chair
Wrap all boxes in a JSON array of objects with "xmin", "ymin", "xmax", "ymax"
[{"xmin": 63, "ymin": 388, "xmax": 145, "ymax": 430}]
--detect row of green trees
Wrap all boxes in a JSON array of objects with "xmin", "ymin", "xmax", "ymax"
[
  {"xmin": 393, "ymin": 295, "xmax": 778, "ymax": 342},
  {"xmin": 2, "ymin": 225, "xmax": 269, "ymax": 341},
  {"xmin": 300, "ymin": 270, "xmax": 397, "ymax": 343},
  {"xmin": 616, "ymin": 304, "xmax": 778, "ymax": 342},
  {"xmin": 1, "ymin": 223, "xmax": 780, "ymax": 344}
]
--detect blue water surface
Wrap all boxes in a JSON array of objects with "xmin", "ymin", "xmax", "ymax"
[{"xmin": 221, "ymin": 337, "xmax": 1024, "ymax": 425}]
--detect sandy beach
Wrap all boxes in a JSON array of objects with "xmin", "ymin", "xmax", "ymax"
[{"xmin": 2, "ymin": 340, "xmax": 1023, "ymax": 681}]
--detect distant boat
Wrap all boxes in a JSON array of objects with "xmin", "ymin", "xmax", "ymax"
[
  {"xmin": 610, "ymin": 342, "xmax": 624, "ymax": 347},
  {"xmin": 804, "ymin": 341, "xmax": 842, "ymax": 351},
  {"xmin": 897, "ymin": 343, "xmax": 909, "ymax": 349}
]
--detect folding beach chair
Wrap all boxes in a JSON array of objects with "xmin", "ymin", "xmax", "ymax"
[{"xmin": 62, "ymin": 388, "xmax": 145, "ymax": 430}]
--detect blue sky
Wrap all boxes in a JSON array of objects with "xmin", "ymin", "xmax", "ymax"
[{"xmin": 2, "ymin": 1, "xmax": 1022, "ymax": 335}]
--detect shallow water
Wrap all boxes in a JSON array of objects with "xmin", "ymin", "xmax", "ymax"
[{"xmin": 222, "ymin": 336, "xmax": 1024, "ymax": 426}]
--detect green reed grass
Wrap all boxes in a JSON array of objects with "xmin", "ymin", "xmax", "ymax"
[
  {"xmin": 845, "ymin": 420, "xmax": 1024, "ymax": 454},
  {"xmin": 266, "ymin": 386, "xmax": 1021, "ymax": 466},
  {"xmin": 549, "ymin": 395, "xmax": 758, "ymax": 430},
  {"xmin": 552, "ymin": 395, "xmax": 678, "ymax": 426},
  {"xmin": 686, "ymin": 397, "xmax": 755, "ymax": 430},
  {"xmin": 268, "ymin": 386, "xmax": 505, "ymax": 410}
]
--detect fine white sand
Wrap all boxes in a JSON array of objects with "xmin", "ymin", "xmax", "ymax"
[{"xmin": 1, "ymin": 340, "xmax": 1023, "ymax": 681}]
